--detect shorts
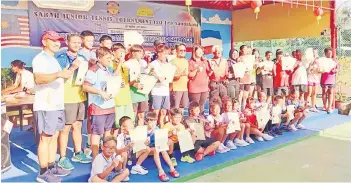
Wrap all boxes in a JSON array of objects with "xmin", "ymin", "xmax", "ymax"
[
  {"xmin": 239, "ymin": 84, "xmax": 250, "ymax": 91},
  {"xmin": 64, "ymin": 102, "xmax": 86, "ymax": 124},
  {"xmin": 106, "ymin": 169, "xmax": 125, "ymax": 182},
  {"xmin": 152, "ymin": 95, "xmax": 170, "ymax": 110},
  {"xmin": 262, "ymin": 87, "xmax": 274, "ymax": 96},
  {"xmin": 132, "ymin": 101, "xmax": 148, "ymax": 113},
  {"xmin": 194, "ymin": 138, "xmax": 217, "ymax": 153},
  {"xmin": 115, "ymin": 104, "xmax": 135, "ymax": 128},
  {"xmin": 293, "ymin": 85, "xmax": 308, "ymax": 93},
  {"xmin": 209, "ymin": 81, "xmax": 227, "ymax": 99},
  {"xmin": 189, "ymin": 92, "xmax": 209, "ymax": 106},
  {"xmin": 34, "ymin": 110, "xmax": 65, "ymax": 136},
  {"xmin": 227, "ymin": 80, "xmax": 240, "ymax": 100},
  {"xmin": 321, "ymin": 84, "xmax": 335, "ymax": 89},
  {"xmin": 308, "ymin": 81, "xmax": 318, "ymax": 86},
  {"xmin": 91, "ymin": 113, "xmax": 115, "ymax": 135},
  {"xmin": 274, "ymin": 87, "xmax": 289, "ymax": 96},
  {"xmin": 171, "ymin": 91, "xmax": 189, "ymax": 108}
]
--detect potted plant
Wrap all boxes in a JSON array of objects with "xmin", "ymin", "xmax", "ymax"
[{"xmin": 335, "ymin": 84, "xmax": 350, "ymax": 115}]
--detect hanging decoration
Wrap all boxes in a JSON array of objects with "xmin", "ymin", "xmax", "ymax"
[
  {"xmin": 314, "ymin": 7, "xmax": 324, "ymax": 25},
  {"xmin": 296, "ymin": 0, "xmax": 299, "ymax": 8},
  {"xmin": 232, "ymin": 0, "xmax": 237, "ymax": 5},
  {"xmin": 185, "ymin": 0, "xmax": 191, "ymax": 14},
  {"xmin": 305, "ymin": 0, "xmax": 308, "ymax": 10},
  {"xmin": 273, "ymin": 0, "xmax": 275, "ymax": 5},
  {"xmin": 291, "ymin": 0, "xmax": 293, "ymax": 8},
  {"xmin": 251, "ymin": 0, "xmax": 262, "ymax": 19}
]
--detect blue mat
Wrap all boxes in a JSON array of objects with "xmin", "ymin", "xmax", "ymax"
[{"xmin": 2, "ymin": 111, "xmax": 351, "ymax": 182}]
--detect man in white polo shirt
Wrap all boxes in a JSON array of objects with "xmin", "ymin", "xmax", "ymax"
[{"xmin": 33, "ymin": 31, "xmax": 75, "ymax": 183}]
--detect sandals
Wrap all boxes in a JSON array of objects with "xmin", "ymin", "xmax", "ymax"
[
  {"xmin": 159, "ymin": 173, "xmax": 169, "ymax": 182},
  {"xmin": 169, "ymin": 170, "xmax": 180, "ymax": 178}
]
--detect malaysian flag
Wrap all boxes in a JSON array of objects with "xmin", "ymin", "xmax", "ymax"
[{"xmin": 1, "ymin": 14, "xmax": 30, "ymax": 47}]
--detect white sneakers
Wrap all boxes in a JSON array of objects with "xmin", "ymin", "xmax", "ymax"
[
  {"xmin": 255, "ymin": 136, "xmax": 264, "ymax": 142},
  {"xmin": 296, "ymin": 124, "xmax": 306, "ymax": 130},
  {"xmin": 131, "ymin": 165, "xmax": 148, "ymax": 175},
  {"xmin": 262, "ymin": 134, "xmax": 274, "ymax": 141},
  {"xmin": 309, "ymin": 107, "xmax": 319, "ymax": 113},
  {"xmin": 234, "ymin": 138, "xmax": 249, "ymax": 147},
  {"xmin": 289, "ymin": 124, "xmax": 298, "ymax": 131},
  {"xmin": 246, "ymin": 137, "xmax": 255, "ymax": 144},
  {"xmin": 226, "ymin": 141, "xmax": 237, "ymax": 150},
  {"xmin": 217, "ymin": 143, "xmax": 229, "ymax": 153}
]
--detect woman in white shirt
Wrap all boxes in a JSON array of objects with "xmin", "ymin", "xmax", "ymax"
[{"xmin": 2, "ymin": 60, "xmax": 35, "ymax": 95}]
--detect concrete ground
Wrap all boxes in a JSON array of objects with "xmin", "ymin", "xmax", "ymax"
[{"xmin": 191, "ymin": 123, "xmax": 351, "ymax": 182}]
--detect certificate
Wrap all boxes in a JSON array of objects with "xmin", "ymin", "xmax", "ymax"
[
  {"xmin": 226, "ymin": 112, "xmax": 241, "ymax": 134},
  {"xmin": 287, "ymin": 105, "xmax": 296, "ymax": 121},
  {"xmin": 282, "ymin": 57, "xmax": 296, "ymax": 71},
  {"xmin": 124, "ymin": 31, "xmax": 145, "ymax": 47},
  {"xmin": 156, "ymin": 64, "xmax": 176, "ymax": 85},
  {"xmin": 256, "ymin": 108, "xmax": 270, "ymax": 129},
  {"xmin": 188, "ymin": 123, "xmax": 206, "ymax": 140},
  {"xmin": 106, "ymin": 76, "xmax": 122, "ymax": 98},
  {"xmin": 177, "ymin": 130, "xmax": 195, "ymax": 153},
  {"xmin": 137, "ymin": 74, "xmax": 157, "ymax": 95},
  {"xmin": 154, "ymin": 129, "xmax": 169, "ymax": 152},
  {"xmin": 318, "ymin": 57, "xmax": 336, "ymax": 73},
  {"xmin": 242, "ymin": 55, "xmax": 254, "ymax": 71},
  {"xmin": 129, "ymin": 67, "xmax": 140, "ymax": 82},
  {"xmin": 129, "ymin": 125, "xmax": 148, "ymax": 153},
  {"xmin": 232, "ymin": 62, "xmax": 245, "ymax": 78},
  {"xmin": 261, "ymin": 61, "xmax": 274, "ymax": 75},
  {"xmin": 75, "ymin": 61, "xmax": 89, "ymax": 86},
  {"xmin": 272, "ymin": 106, "xmax": 282, "ymax": 124}
]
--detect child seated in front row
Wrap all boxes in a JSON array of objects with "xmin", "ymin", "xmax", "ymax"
[
  {"xmin": 163, "ymin": 108, "xmax": 196, "ymax": 165},
  {"xmin": 244, "ymin": 97, "xmax": 274, "ymax": 142},
  {"xmin": 145, "ymin": 112, "xmax": 180, "ymax": 182},
  {"xmin": 271, "ymin": 96, "xmax": 289, "ymax": 135},
  {"xmin": 221, "ymin": 97, "xmax": 249, "ymax": 147},
  {"xmin": 89, "ymin": 136, "xmax": 129, "ymax": 183},
  {"xmin": 116, "ymin": 116, "xmax": 150, "ymax": 177},
  {"xmin": 206, "ymin": 97, "xmax": 230, "ymax": 153},
  {"xmin": 282, "ymin": 94, "xmax": 307, "ymax": 131},
  {"xmin": 184, "ymin": 101, "xmax": 220, "ymax": 161}
]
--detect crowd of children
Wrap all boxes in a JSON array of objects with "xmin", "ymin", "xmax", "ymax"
[{"xmin": 26, "ymin": 30, "xmax": 338, "ymax": 183}]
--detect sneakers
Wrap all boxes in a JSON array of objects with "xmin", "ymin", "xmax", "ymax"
[
  {"xmin": 122, "ymin": 176, "xmax": 130, "ymax": 182},
  {"xmin": 274, "ymin": 128, "xmax": 283, "ymax": 135},
  {"xmin": 255, "ymin": 136, "xmax": 264, "ymax": 142},
  {"xmin": 289, "ymin": 124, "xmax": 298, "ymax": 132},
  {"xmin": 220, "ymin": 143, "xmax": 230, "ymax": 152},
  {"xmin": 58, "ymin": 157, "xmax": 74, "ymax": 171},
  {"xmin": 262, "ymin": 134, "xmax": 274, "ymax": 141},
  {"xmin": 246, "ymin": 137, "xmax": 255, "ymax": 144},
  {"xmin": 71, "ymin": 151, "xmax": 92, "ymax": 164},
  {"xmin": 131, "ymin": 165, "xmax": 148, "ymax": 175},
  {"xmin": 234, "ymin": 138, "xmax": 249, "ymax": 147},
  {"xmin": 36, "ymin": 169, "xmax": 62, "ymax": 183},
  {"xmin": 281, "ymin": 125, "xmax": 290, "ymax": 132},
  {"xmin": 309, "ymin": 107, "xmax": 319, "ymax": 113},
  {"xmin": 170, "ymin": 157, "xmax": 177, "ymax": 167},
  {"xmin": 216, "ymin": 145, "xmax": 228, "ymax": 153},
  {"xmin": 296, "ymin": 124, "xmax": 306, "ymax": 130},
  {"xmin": 226, "ymin": 141, "xmax": 237, "ymax": 150},
  {"xmin": 180, "ymin": 155, "xmax": 195, "ymax": 163},
  {"xmin": 51, "ymin": 163, "xmax": 71, "ymax": 177},
  {"xmin": 267, "ymin": 131, "xmax": 278, "ymax": 138}
]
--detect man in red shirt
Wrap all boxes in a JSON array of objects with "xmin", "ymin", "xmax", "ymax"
[{"xmin": 273, "ymin": 51, "xmax": 291, "ymax": 101}]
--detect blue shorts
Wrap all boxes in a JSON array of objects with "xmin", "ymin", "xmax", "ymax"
[
  {"xmin": 91, "ymin": 113, "xmax": 115, "ymax": 135},
  {"xmin": 34, "ymin": 110, "xmax": 65, "ymax": 136},
  {"xmin": 151, "ymin": 95, "xmax": 170, "ymax": 110},
  {"xmin": 106, "ymin": 169, "xmax": 124, "ymax": 182}
]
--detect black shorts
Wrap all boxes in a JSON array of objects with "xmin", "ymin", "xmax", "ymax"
[
  {"xmin": 321, "ymin": 84, "xmax": 335, "ymax": 89},
  {"xmin": 239, "ymin": 84, "xmax": 251, "ymax": 91},
  {"xmin": 274, "ymin": 87, "xmax": 289, "ymax": 96},
  {"xmin": 293, "ymin": 85, "xmax": 308, "ymax": 93},
  {"xmin": 194, "ymin": 138, "xmax": 217, "ymax": 153},
  {"xmin": 262, "ymin": 87, "xmax": 274, "ymax": 96}
]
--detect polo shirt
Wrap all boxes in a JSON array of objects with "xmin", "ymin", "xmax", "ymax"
[
  {"xmin": 109, "ymin": 61, "xmax": 132, "ymax": 106},
  {"xmin": 170, "ymin": 57, "xmax": 189, "ymax": 92}
]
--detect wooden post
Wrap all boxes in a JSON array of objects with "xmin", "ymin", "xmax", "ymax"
[{"xmin": 330, "ymin": 0, "xmax": 337, "ymax": 109}]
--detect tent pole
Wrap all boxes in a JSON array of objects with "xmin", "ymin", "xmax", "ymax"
[
  {"xmin": 330, "ymin": 0, "xmax": 336, "ymax": 110},
  {"xmin": 231, "ymin": 17, "xmax": 234, "ymax": 49}
]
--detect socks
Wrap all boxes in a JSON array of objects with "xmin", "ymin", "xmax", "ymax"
[
  {"xmin": 87, "ymin": 135, "xmax": 91, "ymax": 146},
  {"xmin": 48, "ymin": 162, "xmax": 55, "ymax": 170},
  {"xmin": 169, "ymin": 153, "xmax": 174, "ymax": 159},
  {"xmin": 40, "ymin": 167, "xmax": 48, "ymax": 175}
]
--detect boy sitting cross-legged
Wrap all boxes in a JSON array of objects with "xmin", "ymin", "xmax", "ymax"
[
  {"xmin": 184, "ymin": 101, "xmax": 220, "ymax": 161},
  {"xmin": 116, "ymin": 116, "xmax": 150, "ymax": 178},
  {"xmin": 145, "ymin": 112, "xmax": 180, "ymax": 182},
  {"xmin": 89, "ymin": 136, "xmax": 129, "ymax": 183},
  {"xmin": 163, "ymin": 108, "xmax": 196, "ymax": 165}
]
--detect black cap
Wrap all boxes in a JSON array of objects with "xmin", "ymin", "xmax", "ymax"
[{"xmin": 154, "ymin": 39, "xmax": 164, "ymax": 46}]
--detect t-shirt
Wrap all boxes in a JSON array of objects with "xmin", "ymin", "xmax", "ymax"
[
  {"xmin": 84, "ymin": 64, "xmax": 115, "ymax": 115},
  {"xmin": 221, "ymin": 111, "xmax": 240, "ymax": 125},
  {"xmin": 56, "ymin": 52, "xmax": 87, "ymax": 104},
  {"xmin": 89, "ymin": 153, "xmax": 116, "ymax": 182},
  {"xmin": 32, "ymin": 51, "xmax": 64, "ymax": 111},
  {"xmin": 78, "ymin": 49, "xmax": 97, "ymax": 62},
  {"xmin": 147, "ymin": 126, "xmax": 160, "ymax": 146},
  {"xmin": 124, "ymin": 59, "xmax": 149, "ymax": 103},
  {"xmin": 15, "ymin": 69, "xmax": 35, "ymax": 90},
  {"xmin": 150, "ymin": 60, "xmax": 170, "ymax": 96},
  {"xmin": 291, "ymin": 61, "xmax": 308, "ymax": 85},
  {"xmin": 208, "ymin": 58, "xmax": 228, "ymax": 82},
  {"xmin": 273, "ymin": 62, "xmax": 291, "ymax": 88},
  {"xmin": 116, "ymin": 133, "xmax": 131, "ymax": 150},
  {"xmin": 259, "ymin": 60, "xmax": 274, "ymax": 88},
  {"xmin": 188, "ymin": 59, "xmax": 210, "ymax": 93},
  {"xmin": 163, "ymin": 122, "xmax": 185, "ymax": 143},
  {"xmin": 206, "ymin": 114, "xmax": 223, "ymax": 137},
  {"xmin": 321, "ymin": 59, "xmax": 338, "ymax": 85},
  {"xmin": 307, "ymin": 59, "xmax": 321, "ymax": 83},
  {"xmin": 170, "ymin": 57, "xmax": 189, "ymax": 91},
  {"xmin": 109, "ymin": 61, "xmax": 132, "ymax": 106}
]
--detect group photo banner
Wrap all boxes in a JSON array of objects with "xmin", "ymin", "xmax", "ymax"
[{"xmin": 28, "ymin": 1, "xmax": 201, "ymax": 48}]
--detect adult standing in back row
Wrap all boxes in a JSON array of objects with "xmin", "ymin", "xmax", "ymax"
[
  {"xmin": 171, "ymin": 43, "xmax": 189, "ymax": 111},
  {"xmin": 208, "ymin": 45, "xmax": 228, "ymax": 101}
]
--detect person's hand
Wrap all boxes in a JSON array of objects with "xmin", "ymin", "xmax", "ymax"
[
  {"xmin": 144, "ymin": 139, "xmax": 150, "ymax": 146},
  {"xmin": 128, "ymin": 141, "xmax": 135, "ymax": 148},
  {"xmin": 71, "ymin": 57, "xmax": 83, "ymax": 70},
  {"xmin": 204, "ymin": 124, "xmax": 211, "ymax": 131},
  {"xmin": 112, "ymin": 157, "xmax": 120, "ymax": 167},
  {"xmin": 181, "ymin": 70, "xmax": 187, "ymax": 76},
  {"xmin": 57, "ymin": 68, "xmax": 73, "ymax": 79},
  {"xmin": 99, "ymin": 91, "xmax": 111, "ymax": 101},
  {"xmin": 120, "ymin": 81, "xmax": 125, "ymax": 88},
  {"xmin": 228, "ymin": 73, "xmax": 234, "ymax": 78}
]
